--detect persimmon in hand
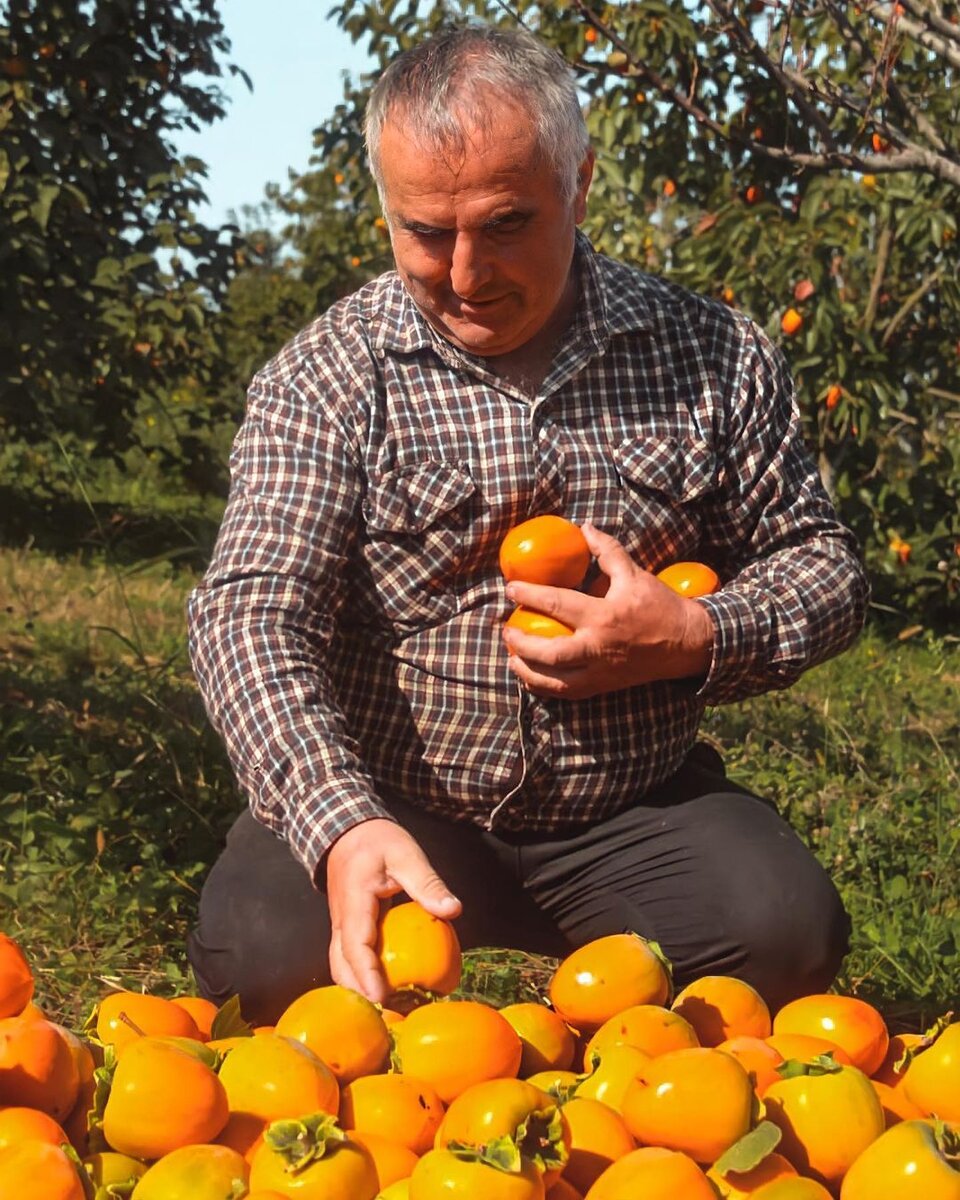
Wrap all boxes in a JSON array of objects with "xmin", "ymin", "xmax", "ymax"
[
  {"xmin": 655, "ymin": 561, "xmax": 719, "ymax": 598},
  {"xmin": 499, "ymin": 515, "xmax": 591, "ymax": 588}
]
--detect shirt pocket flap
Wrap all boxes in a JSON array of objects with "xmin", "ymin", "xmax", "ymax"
[
  {"xmin": 364, "ymin": 461, "xmax": 477, "ymax": 534},
  {"xmin": 614, "ymin": 436, "xmax": 716, "ymax": 502}
]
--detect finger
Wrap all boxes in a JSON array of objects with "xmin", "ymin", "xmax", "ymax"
[
  {"xmin": 507, "ymin": 652, "xmax": 590, "ymax": 697},
  {"xmin": 386, "ymin": 844, "xmax": 462, "ymax": 920},
  {"xmin": 335, "ymin": 891, "xmax": 389, "ymax": 1003},
  {"xmin": 581, "ymin": 522, "xmax": 646, "ymax": 588}
]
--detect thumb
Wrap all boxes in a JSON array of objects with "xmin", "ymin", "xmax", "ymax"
[
  {"xmin": 390, "ymin": 846, "xmax": 462, "ymax": 920},
  {"xmin": 582, "ymin": 522, "xmax": 640, "ymax": 585}
]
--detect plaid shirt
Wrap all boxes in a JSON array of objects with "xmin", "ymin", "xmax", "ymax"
[{"xmin": 188, "ymin": 235, "xmax": 869, "ymax": 881}]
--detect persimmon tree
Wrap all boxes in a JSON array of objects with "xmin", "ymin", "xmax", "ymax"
[
  {"xmin": 234, "ymin": 0, "xmax": 959, "ymax": 623},
  {"xmin": 0, "ymin": 0, "xmax": 242, "ymax": 460}
]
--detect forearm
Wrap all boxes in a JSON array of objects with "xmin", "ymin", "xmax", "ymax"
[
  {"xmin": 696, "ymin": 526, "xmax": 869, "ymax": 705},
  {"xmin": 188, "ymin": 573, "xmax": 392, "ymax": 878}
]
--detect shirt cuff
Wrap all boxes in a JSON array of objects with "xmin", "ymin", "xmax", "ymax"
[
  {"xmin": 693, "ymin": 589, "xmax": 768, "ymax": 705},
  {"xmin": 275, "ymin": 782, "xmax": 397, "ymax": 886}
]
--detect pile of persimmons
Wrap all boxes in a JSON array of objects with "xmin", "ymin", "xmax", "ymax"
[{"xmin": 0, "ymin": 905, "xmax": 958, "ymax": 1200}]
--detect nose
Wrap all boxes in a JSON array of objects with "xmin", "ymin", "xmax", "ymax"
[{"xmin": 449, "ymin": 231, "xmax": 494, "ymax": 298}]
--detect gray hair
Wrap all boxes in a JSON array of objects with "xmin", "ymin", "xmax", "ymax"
[{"xmin": 364, "ymin": 24, "xmax": 590, "ymax": 208}]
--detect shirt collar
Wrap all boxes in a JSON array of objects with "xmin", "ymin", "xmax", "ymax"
[{"xmin": 368, "ymin": 230, "xmax": 656, "ymax": 358}]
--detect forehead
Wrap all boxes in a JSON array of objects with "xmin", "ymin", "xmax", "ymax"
[{"xmin": 378, "ymin": 98, "xmax": 549, "ymax": 205}]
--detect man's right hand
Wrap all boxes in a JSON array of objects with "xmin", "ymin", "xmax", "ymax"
[{"xmin": 324, "ymin": 818, "xmax": 462, "ymax": 1004}]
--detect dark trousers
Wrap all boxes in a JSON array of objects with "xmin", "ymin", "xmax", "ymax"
[{"xmin": 187, "ymin": 746, "xmax": 850, "ymax": 1025}]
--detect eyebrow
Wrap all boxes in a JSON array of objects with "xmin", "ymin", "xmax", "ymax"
[{"xmin": 396, "ymin": 208, "xmax": 532, "ymax": 235}]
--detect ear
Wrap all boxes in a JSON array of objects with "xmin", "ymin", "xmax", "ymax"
[{"xmin": 574, "ymin": 147, "xmax": 596, "ymax": 223}]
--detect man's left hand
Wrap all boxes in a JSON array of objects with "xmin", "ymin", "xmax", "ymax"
[{"xmin": 501, "ymin": 523, "xmax": 715, "ymax": 699}]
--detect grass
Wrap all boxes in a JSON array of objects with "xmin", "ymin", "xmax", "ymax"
[{"xmin": 1, "ymin": 540, "xmax": 957, "ymax": 1034}]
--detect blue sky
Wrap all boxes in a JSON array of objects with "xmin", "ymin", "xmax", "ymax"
[{"xmin": 175, "ymin": 2, "xmax": 374, "ymax": 226}]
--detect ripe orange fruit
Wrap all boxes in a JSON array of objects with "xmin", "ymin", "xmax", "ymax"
[
  {"xmin": 655, "ymin": 562, "xmax": 720, "ymax": 598},
  {"xmin": 620, "ymin": 1046, "xmax": 755, "ymax": 1164},
  {"xmin": 375, "ymin": 900, "xmax": 461, "ymax": 998},
  {"xmin": 716, "ymin": 1034, "xmax": 785, "ymax": 1096},
  {"xmin": 871, "ymin": 1031, "xmax": 924, "ymax": 1088},
  {"xmin": 584, "ymin": 1004, "xmax": 699, "ymax": 1066},
  {"xmin": 505, "ymin": 605, "xmax": 575, "ymax": 638},
  {"xmin": 127, "ymin": 1142, "xmax": 249, "ymax": 1199},
  {"xmin": 781, "ymin": 308, "xmax": 804, "ymax": 336},
  {"xmin": 274, "ymin": 984, "xmax": 391, "ymax": 1084},
  {"xmin": 583, "ymin": 1145, "xmax": 716, "ymax": 1199},
  {"xmin": 750, "ymin": 1180, "xmax": 834, "ymax": 1198},
  {"xmin": 349, "ymin": 1129, "xmax": 419, "ymax": 1192},
  {"xmin": 762, "ymin": 1059, "xmax": 885, "ymax": 1191},
  {"xmin": 94, "ymin": 990, "xmax": 201, "ymax": 1053},
  {"xmin": 772, "ymin": 993, "xmax": 889, "ymax": 1077},
  {"xmin": 548, "ymin": 934, "xmax": 671, "ymax": 1033},
  {"xmin": 561, "ymin": 1096, "xmax": 636, "ymax": 1195},
  {"xmin": 0, "ymin": 1139, "xmax": 88, "ymax": 1200},
  {"xmin": 825, "ymin": 385, "xmax": 842, "ymax": 410},
  {"xmin": 436, "ymin": 1077, "xmax": 570, "ymax": 1182},
  {"xmin": 249, "ymin": 1117, "xmax": 379, "ymax": 1200},
  {"xmin": 0, "ymin": 933, "xmax": 34, "ymax": 1018},
  {"xmin": 101, "ymin": 1034, "xmax": 229, "ymax": 1159},
  {"xmin": 671, "ymin": 975, "xmax": 771, "ymax": 1046},
  {"xmin": 82, "ymin": 1150, "xmax": 148, "ymax": 1190},
  {"xmin": 839, "ymin": 1117, "xmax": 960, "ymax": 1199},
  {"xmin": 341, "ymin": 1072, "xmax": 445, "ymax": 1157},
  {"xmin": 901, "ymin": 1020, "xmax": 960, "ymax": 1121},
  {"xmin": 216, "ymin": 1032, "xmax": 340, "ymax": 1159},
  {"xmin": 499, "ymin": 515, "xmax": 591, "ymax": 588},
  {"xmin": 0, "ymin": 1016, "xmax": 80, "ymax": 1120},
  {"xmin": 170, "ymin": 994, "xmax": 219, "ymax": 1041},
  {"xmin": 0, "ymin": 1106, "xmax": 69, "ymax": 1149},
  {"xmin": 391, "ymin": 998, "xmax": 522, "ymax": 1103},
  {"xmin": 575, "ymin": 1043, "xmax": 653, "ymax": 1113},
  {"xmin": 765, "ymin": 1031, "xmax": 852, "ymax": 1066},
  {"xmin": 871, "ymin": 1078, "xmax": 926, "ymax": 1127},
  {"xmin": 500, "ymin": 1002, "xmax": 577, "ymax": 1077},
  {"xmin": 410, "ymin": 1147, "xmax": 545, "ymax": 1199},
  {"xmin": 663, "ymin": 178, "xmax": 677, "ymax": 197}
]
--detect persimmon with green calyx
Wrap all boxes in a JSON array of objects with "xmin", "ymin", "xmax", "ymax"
[
  {"xmin": 248, "ymin": 1112, "xmax": 379, "ymax": 1199},
  {"xmin": 410, "ymin": 1146, "xmax": 546, "ymax": 1199},
  {"xmin": 901, "ymin": 1019, "xmax": 960, "ymax": 1122},
  {"xmin": 762, "ymin": 1055, "xmax": 885, "ymax": 1192},
  {"xmin": 435, "ymin": 1077, "xmax": 570, "ymax": 1183},
  {"xmin": 216, "ymin": 1032, "xmax": 339, "ymax": 1160},
  {"xmin": 548, "ymin": 933, "xmax": 672, "ymax": 1033},
  {"xmin": 840, "ymin": 1118, "xmax": 960, "ymax": 1199},
  {"xmin": 130, "ymin": 1143, "xmax": 249, "ymax": 1199},
  {"xmin": 772, "ymin": 993, "xmax": 889, "ymax": 1077},
  {"xmin": 82, "ymin": 1150, "xmax": 148, "ymax": 1190}
]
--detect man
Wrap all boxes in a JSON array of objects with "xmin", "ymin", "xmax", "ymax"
[{"xmin": 186, "ymin": 24, "xmax": 869, "ymax": 1025}]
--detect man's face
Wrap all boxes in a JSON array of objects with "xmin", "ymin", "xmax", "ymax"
[{"xmin": 378, "ymin": 99, "xmax": 593, "ymax": 358}]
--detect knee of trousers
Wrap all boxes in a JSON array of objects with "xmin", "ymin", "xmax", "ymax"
[
  {"xmin": 727, "ymin": 868, "xmax": 851, "ymax": 1013},
  {"xmin": 188, "ymin": 870, "xmax": 333, "ymax": 1027}
]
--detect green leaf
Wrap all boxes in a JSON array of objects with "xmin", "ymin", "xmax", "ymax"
[
  {"xmin": 712, "ymin": 1119, "xmax": 782, "ymax": 1176},
  {"xmin": 209, "ymin": 993, "xmax": 253, "ymax": 1041}
]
